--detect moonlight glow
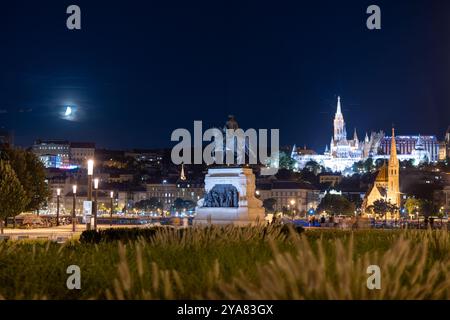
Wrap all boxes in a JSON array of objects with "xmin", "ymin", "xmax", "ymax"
[
  {"xmin": 61, "ymin": 104, "xmax": 78, "ymax": 121},
  {"xmin": 64, "ymin": 106, "xmax": 72, "ymax": 116}
]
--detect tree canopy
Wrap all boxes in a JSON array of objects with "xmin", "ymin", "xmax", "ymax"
[
  {"xmin": 317, "ymin": 193, "xmax": 355, "ymax": 216},
  {"xmin": 0, "ymin": 160, "xmax": 29, "ymax": 233},
  {"xmin": 368, "ymin": 199, "xmax": 398, "ymax": 217},
  {"xmin": 172, "ymin": 198, "xmax": 196, "ymax": 211},
  {"xmin": 263, "ymin": 198, "xmax": 277, "ymax": 213},
  {"xmin": 134, "ymin": 197, "xmax": 163, "ymax": 211},
  {"xmin": 1, "ymin": 147, "xmax": 49, "ymax": 212}
]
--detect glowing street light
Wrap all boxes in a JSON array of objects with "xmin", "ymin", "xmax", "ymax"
[
  {"xmin": 87, "ymin": 159, "xmax": 94, "ymax": 230},
  {"xmin": 56, "ymin": 188, "xmax": 61, "ymax": 226},
  {"xmin": 72, "ymin": 184, "xmax": 77, "ymax": 232},
  {"xmin": 93, "ymin": 178, "xmax": 99, "ymax": 230},
  {"xmin": 110, "ymin": 191, "xmax": 114, "ymax": 226},
  {"xmin": 87, "ymin": 159, "xmax": 94, "ymax": 176}
]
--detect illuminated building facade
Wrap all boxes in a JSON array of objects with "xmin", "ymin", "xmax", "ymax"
[
  {"xmin": 33, "ymin": 140, "xmax": 70, "ymax": 167},
  {"xmin": 70, "ymin": 142, "xmax": 96, "ymax": 168},
  {"xmin": 292, "ymin": 96, "xmax": 441, "ymax": 174},
  {"xmin": 380, "ymin": 135, "xmax": 439, "ymax": 162},
  {"xmin": 256, "ymin": 181, "xmax": 320, "ymax": 214}
]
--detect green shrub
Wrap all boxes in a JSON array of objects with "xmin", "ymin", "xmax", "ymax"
[{"xmin": 79, "ymin": 227, "xmax": 165, "ymax": 243}]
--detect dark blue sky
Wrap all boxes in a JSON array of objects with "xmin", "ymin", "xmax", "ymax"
[{"xmin": 1, "ymin": 0, "xmax": 449, "ymax": 150}]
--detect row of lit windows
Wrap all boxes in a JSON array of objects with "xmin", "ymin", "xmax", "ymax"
[
  {"xmin": 37, "ymin": 146, "xmax": 69, "ymax": 150},
  {"xmin": 148, "ymin": 192, "xmax": 197, "ymax": 198},
  {"xmin": 271, "ymin": 191, "xmax": 305, "ymax": 197}
]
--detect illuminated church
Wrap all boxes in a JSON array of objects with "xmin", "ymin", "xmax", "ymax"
[
  {"xmin": 292, "ymin": 96, "xmax": 436, "ymax": 174},
  {"xmin": 362, "ymin": 128, "xmax": 401, "ymax": 217},
  {"xmin": 327, "ymin": 96, "xmax": 363, "ymax": 160},
  {"xmin": 292, "ymin": 96, "xmax": 368, "ymax": 173}
]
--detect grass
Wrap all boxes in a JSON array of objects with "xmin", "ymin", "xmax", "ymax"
[{"xmin": 0, "ymin": 226, "xmax": 449, "ymax": 299}]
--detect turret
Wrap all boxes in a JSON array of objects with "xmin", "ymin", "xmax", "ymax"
[
  {"xmin": 291, "ymin": 144, "xmax": 297, "ymax": 158},
  {"xmin": 353, "ymin": 128, "xmax": 359, "ymax": 148},
  {"xmin": 333, "ymin": 96, "xmax": 346, "ymax": 141}
]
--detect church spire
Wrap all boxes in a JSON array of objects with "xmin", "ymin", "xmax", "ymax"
[
  {"xmin": 333, "ymin": 96, "xmax": 346, "ymax": 141},
  {"xmin": 336, "ymin": 96, "xmax": 342, "ymax": 115},
  {"xmin": 387, "ymin": 126, "xmax": 400, "ymax": 209},
  {"xmin": 390, "ymin": 127, "xmax": 398, "ymax": 160},
  {"xmin": 353, "ymin": 128, "xmax": 358, "ymax": 141},
  {"xmin": 353, "ymin": 128, "xmax": 359, "ymax": 148},
  {"xmin": 180, "ymin": 163, "xmax": 186, "ymax": 181}
]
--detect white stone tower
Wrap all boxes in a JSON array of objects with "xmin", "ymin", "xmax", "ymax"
[{"xmin": 333, "ymin": 96, "xmax": 347, "ymax": 141}]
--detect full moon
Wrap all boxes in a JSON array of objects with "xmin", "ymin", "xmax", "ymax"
[{"xmin": 64, "ymin": 106, "xmax": 72, "ymax": 116}]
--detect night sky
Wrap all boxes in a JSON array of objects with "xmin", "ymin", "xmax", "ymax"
[{"xmin": 1, "ymin": 0, "xmax": 449, "ymax": 151}]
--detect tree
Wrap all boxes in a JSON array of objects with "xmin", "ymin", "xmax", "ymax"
[
  {"xmin": 304, "ymin": 160, "xmax": 323, "ymax": 175},
  {"xmin": 370, "ymin": 199, "xmax": 390, "ymax": 217},
  {"xmin": 352, "ymin": 160, "xmax": 365, "ymax": 173},
  {"xmin": 2, "ymin": 147, "xmax": 49, "ymax": 213},
  {"xmin": 263, "ymin": 198, "xmax": 277, "ymax": 213},
  {"xmin": 421, "ymin": 199, "xmax": 437, "ymax": 218},
  {"xmin": 368, "ymin": 199, "xmax": 399, "ymax": 220},
  {"xmin": 405, "ymin": 198, "xmax": 422, "ymax": 216},
  {"xmin": 134, "ymin": 197, "xmax": 163, "ymax": 211},
  {"xmin": 279, "ymin": 151, "xmax": 297, "ymax": 171},
  {"xmin": 0, "ymin": 161, "xmax": 29, "ymax": 233},
  {"xmin": 172, "ymin": 198, "xmax": 196, "ymax": 211},
  {"xmin": 317, "ymin": 193, "xmax": 356, "ymax": 216},
  {"xmin": 400, "ymin": 159, "xmax": 414, "ymax": 169}
]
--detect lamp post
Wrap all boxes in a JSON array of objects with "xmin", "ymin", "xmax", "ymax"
[
  {"xmin": 56, "ymin": 188, "xmax": 61, "ymax": 226},
  {"xmin": 87, "ymin": 159, "xmax": 94, "ymax": 230},
  {"xmin": 110, "ymin": 191, "xmax": 114, "ymax": 227},
  {"xmin": 93, "ymin": 178, "xmax": 99, "ymax": 231},
  {"xmin": 416, "ymin": 205, "xmax": 419, "ymax": 229},
  {"xmin": 72, "ymin": 184, "xmax": 77, "ymax": 232}
]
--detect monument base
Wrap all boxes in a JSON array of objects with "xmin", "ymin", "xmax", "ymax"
[
  {"xmin": 194, "ymin": 167, "xmax": 266, "ymax": 226},
  {"xmin": 194, "ymin": 207, "xmax": 265, "ymax": 226}
]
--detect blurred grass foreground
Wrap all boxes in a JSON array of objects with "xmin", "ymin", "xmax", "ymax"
[{"xmin": 0, "ymin": 225, "xmax": 449, "ymax": 299}]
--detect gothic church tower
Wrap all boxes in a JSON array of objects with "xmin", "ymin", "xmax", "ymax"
[
  {"xmin": 333, "ymin": 96, "xmax": 347, "ymax": 141},
  {"xmin": 387, "ymin": 127, "xmax": 400, "ymax": 207}
]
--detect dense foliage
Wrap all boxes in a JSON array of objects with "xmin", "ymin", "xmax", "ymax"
[
  {"xmin": 317, "ymin": 193, "xmax": 356, "ymax": 215},
  {"xmin": 0, "ymin": 147, "xmax": 49, "ymax": 212},
  {"xmin": 0, "ymin": 161, "xmax": 29, "ymax": 232}
]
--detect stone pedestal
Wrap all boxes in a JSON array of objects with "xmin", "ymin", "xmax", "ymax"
[{"xmin": 194, "ymin": 167, "xmax": 265, "ymax": 226}]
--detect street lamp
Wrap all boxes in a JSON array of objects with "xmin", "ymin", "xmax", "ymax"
[
  {"xmin": 415, "ymin": 205, "xmax": 419, "ymax": 229},
  {"xmin": 93, "ymin": 178, "xmax": 99, "ymax": 230},
  {"xmin": 72, "ymin": 184, "xmax": 77, "ymax": 232},
  {"xmin": 110, "ymin": 191, "xmax": 114, "ymax": 227},
  {"xmin": 87, "ymin": 159, "xmax": 94, "ymax": 230},
  {"xmin": 56, "ymin": 188, "xmax": 61, "ymax": 226}
]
